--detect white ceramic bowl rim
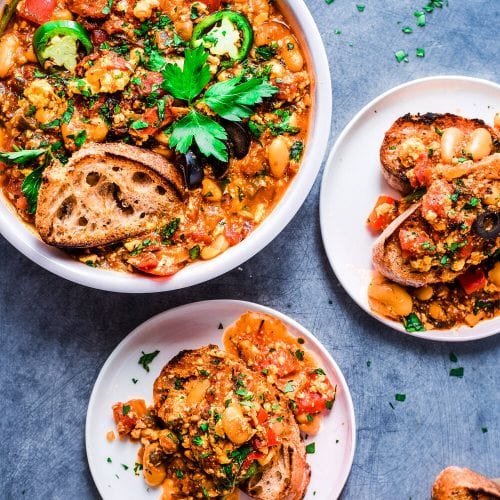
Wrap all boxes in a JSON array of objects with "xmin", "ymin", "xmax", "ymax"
[{"xmin": 0, "ymin": 0, "xmax": 332, "ymax": 293}]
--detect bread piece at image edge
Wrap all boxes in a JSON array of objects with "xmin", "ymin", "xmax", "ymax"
[
  {"xmin": 153, "ymin": 345, "xmax": 310, "ymax": 500},
  {"xmin": 380, "ymin": 113, "xmax": 500, "ymax": 194},
  {"xmin": 432, "ymin": 466, "xmax": 500, "ymax": 499},
  {"xmin": 35, "ymin": 143, "xmax": 185, "ymax": 248}
]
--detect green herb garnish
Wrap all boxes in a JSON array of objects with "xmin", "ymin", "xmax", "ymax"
[
  {"xmin": 403, "ymin": 313, "xmax": 425, "ymax": 332},
  {"xmin": 449, "ymin": 367, "xmax": 464, "ymax": 378},
  {"xmin": 305, "ymin": 442, "xmax": 315, "ymax": 454},
  {"xmin": 138, "ymin": 350, "xmax": 160, "ymax": 372},
  {"xmin": 395, "ymin": 393, "xmax": 406, "ymax": 402}
]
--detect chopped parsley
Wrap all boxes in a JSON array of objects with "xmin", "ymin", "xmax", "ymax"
[
  {"xmin": 402, "ymin": 26, "xmax": 413, "ymax": 34},
  {"xmin": 356, "ymin": 4, "xmax": 365, "ymax": 12},
  {"xmin": 449, "ymin": 367, "xmax": 464, "ymax": 378},
  {"xmin": 290, "ymin": 140, "xmax": 304, "ymax": 162},
  {"xmin": 394, "ymin": 50, "xmax": 409, "ymax": 63},
  {"xmin": 481, "ymin": 427, "xmax": 488, "ymax": 433},
  {"xmin": 449, "ymin": 352, "xmax": 458, "ymax": 363},
  {"xmin": 255, "ymin": 43, "xmax": 278, "ymax": 61},
  {"xmin": 416, "ymin": 47, "xmax": 425, "ymax": 57},
  {"xmin": 161, "ymin": 218, "xmax": 180, "ymax": 242},
  {"xmin": 305, "ymin": 442, "xmax": 316, "ymax": 454},
  {"xmin": 283, "ymin": 381, "xmax": 295, "ymax": 393},
  {"xmin": 403, "ymin": 313, "xmax": 425, "ymax": 332},
  {"xmin": 325, "ymin": 399, "xmax": 334, "ymax": 410},
  {"xmin": 295, "ymin": 349, "xmax": 304, "ymax": 361},
  {"xmin": 395, "ymin": 393, "xmax": 406, "ymax": 402},
  {"xmin": 138, "ymin": 350, "xmax": 160, "ymax": 372},
  {"xmin": 134, "ymin": 463, "xmax": 143, "ymax": 475},
  {"xmin": 192, "ymin": 435, "xmax": 203, "ymax": 446},
  {"xmin": 122, "ymin": 404, "xmax": 131, "ymax": 415},
  {"xmin": 314, "ymin": 368, "xmax": 326, "ymax": 375}
]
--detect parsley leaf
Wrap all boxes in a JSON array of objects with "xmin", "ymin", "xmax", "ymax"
[
  {"xmin": 22, "ymin": 166, "xmax": 44, "ymax": 214},
  {"xmin": 162, "ymin": 45, "xmax": 211, "ymax": 104},
  {"xmin": 0, "ymin": 148, "xmax": 46, "ymax": 165},
  {"xmin": 169, "ymin": 110, "xmax": 228, "ymax": 161},
  {"xmin": 138, "ymin": 350, "xmax": 160, "ymax": 372},
  {"xmin": 202, "ymin": 76, "xmax": 278, "ymax": 121}
]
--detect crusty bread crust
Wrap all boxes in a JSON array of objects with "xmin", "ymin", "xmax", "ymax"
[
  {"xmin": 373, "ymin": 154, "xmax": 500, "ymax": 287},
  {"xmin": 35, "ymin": 143, "xmax": 185, "ymax": 248},
  {"xmin": 432, "ymin": 466, "xmax": 500, "ymax": 499},
  {"xmin": 380, "ymin": 113, "xmax": 500, "ymax": 193},
  {"xmin": 153, "ymin": 345, "xmax": 310, "ymax": 500}
]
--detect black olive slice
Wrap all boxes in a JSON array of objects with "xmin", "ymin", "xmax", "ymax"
[
  {"xmin": 473, "ymin": 211, "xmax": 500, "ymax": 239},
  {"xmin": 184, "ymin": 150, "xmax": 204, "ymax": 189},
  {"xmin": 224, "ymin": 121, "xmax": 251, "ymax": 159}
]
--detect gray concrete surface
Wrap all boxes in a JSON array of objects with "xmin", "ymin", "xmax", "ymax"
[{"xmin": 1, "ymin": 1, "xmax": 499, "ymax": 499}]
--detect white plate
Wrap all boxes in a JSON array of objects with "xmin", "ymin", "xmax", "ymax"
[
  {"xmin": 86, "ymin": 300, "xmax": 356, "ymax": 499},
  {"xmin": 320, "ymin": 75, "xmax": 500, "ymax": 342}
]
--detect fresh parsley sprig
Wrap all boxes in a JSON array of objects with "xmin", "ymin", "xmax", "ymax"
[
  {"xmin": 161, "ymin": 45, "xmax": 278, "ymax": 161},
  {"xmin": 0, "ymin": 148, "xmax": 46, "ymax": 165}
]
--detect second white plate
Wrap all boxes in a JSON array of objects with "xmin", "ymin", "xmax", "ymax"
[
  {"xmin": 320, "ymin": 75, "xmax": 500, "ymax": 342},
  {"xmin": 86, "ymin": 300, "xmax": 356, "ymax": 499}
]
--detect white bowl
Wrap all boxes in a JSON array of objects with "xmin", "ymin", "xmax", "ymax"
[{"xmin": 0, "ymin": 0, "xmax": 332, "ymax": 293}]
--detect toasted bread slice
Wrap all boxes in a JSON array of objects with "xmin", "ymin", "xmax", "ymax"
[
  {"xmin": 432, "ymin": 466, "xmax": 500, "ymax": 499},
  {"xmin": 35, "ymin": 143, "xmax": 185, "ymax": 248},
  {"xmin": 373, "ymin": 155, "xmax": 500, "ymax": 287},
  {"xmin": 380, "ymin": 113, "xmax": 500, "ymax": 193},
  {"xmin": 153, "ymin": 345, "xmax": 310, "ymax": 500}
]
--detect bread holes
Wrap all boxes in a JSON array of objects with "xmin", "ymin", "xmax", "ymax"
[
  {"xmin": 57, "ymin": 196, "xmax": 76, "ymax": 219},
  {"xmin": 132, "ymin": 171, "xmax": 152, "ymax": 184},
  {"xmin": 78, "ymin": 217, "xmax": 88, "ymax": 226},
  {"xmin": 85, "ymin": 172, "xmax": 100, "ymax": 186},
  {"xmin": 156, "ymin": 185, "xmax": 166, "ymax": 195}
]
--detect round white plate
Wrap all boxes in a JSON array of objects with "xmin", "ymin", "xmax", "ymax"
[
  {"xmin": 320, "ymin": 75, "xmax": 500, "ymax": 342},
  {"xmin": 86, "ymin": 300, "xmax": 356, "ymax": 499}
]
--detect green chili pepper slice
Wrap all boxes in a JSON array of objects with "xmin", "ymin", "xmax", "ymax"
[
  {"xmin": 191, "ymin": 10, "xmax": 253, "ymax": 62},
  {"xmin": 33, "ymin": 20, "xmax": 93, "ymax": 72}
]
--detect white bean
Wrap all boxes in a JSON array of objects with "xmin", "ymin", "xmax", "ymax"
[
  {"xmin": 440, "ymin": 127, "xmax": 464, "ymax": 163},
  {"xmin": 466, "ymin": 128, "xmax": 492, "ymax": 161},
  {"xmin": 0, "ymin": 34, "xmax": 19, "ymax": 79},
  {"xmin": 268, "ymin": 136, "xmax": 290, "ymax": 178}
]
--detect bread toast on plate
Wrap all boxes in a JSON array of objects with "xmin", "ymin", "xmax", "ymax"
[
  {"xmin": 153, "ymin": 345, "xmax": 310, "ymax": 500},
  {"xmin": 380, "ymin": 113, "xmax": 500, "ymax": 193},
  {"xmin": 373, "ymin": 154, "xmax": 500, "ymax": 287}
]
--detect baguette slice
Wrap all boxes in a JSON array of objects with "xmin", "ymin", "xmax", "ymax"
[
  {"xmin": 380, "ymin": 113, "xmax": 500, "ymax": 193},
  {"xmin": 373, "ymin": 154, "xmax": 500, "ymax": 287},
  {"xmin": 35, "ymin": 143, "xmax": 185, "ymax": 248},
  {"xmin": 153, "ymin": 345, "xmax": 310, "ymax": 500},
  {"xmin": 432, "ymin": 466, "xmax": 500, "ymax": 499}
]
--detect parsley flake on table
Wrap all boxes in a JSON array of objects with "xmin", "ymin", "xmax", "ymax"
[
  {"xmin": 481, "ymin": 427, "xmax": 488, "ymax": 433},
  {"xmin": 395, "ymin": 393, "xmax": 406, "ymax": 402},
  {"xmin": 416, "ymin": 47, "xmax": 425, "ymax": 57},
  {"xmin": 449, "ymin": 367, "xmax": 464, "ymax": 378},
  {"xmin": 449, "ymin": 352, "xmax": 458, "ymax": 363},
  {"xmin": 394, "ymin": 50, "xmax": 409, "ymax": 63}
]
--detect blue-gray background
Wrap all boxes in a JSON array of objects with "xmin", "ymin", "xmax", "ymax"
[{"xmin": 1, "ymin": 1, "xmax": 499, "ymax": 498}]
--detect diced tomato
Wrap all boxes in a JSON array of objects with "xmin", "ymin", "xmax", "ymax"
[
  {"xmin": 458, "ymin": 268, "xmax": 486, "ymax": 294},
  {"xmin": 421, "ymin": 179, "xmax": 453, "ymax": 220},
  {"xmin": 257, "ymin": 408, "xmax": 268, "ymax": 425},
  {"xmin": 135, "ymin": 71, "xmax": 165, "ymax": 97},
  {"xmin": 398, "ymin": 228, "xmax": 433, "ymax": 257},
  {"xmin": 112, "ymin": 399, "xmax": 146, "ymax": 437},
  {"xmin": 411, "ymin": 153, "xmax": 434, "ymax": 188},
  {"xmin": 367, "ymin": 195, "xmax": 397, "ymax": 232},
  {"xmin": 225, "ymin": 224, "xmax": 243, "ymax": 246},
  {"xmin": 18, "ymin": 0, "xmax": 57, "ymax": 24},
  {"xmin": 242, "ymin": 451, "xmax": 264, "ymax": 469},
  {"xmin": 457, "ymin": 241, "xmax": 473, "ymax": 260},
  {"xmin": 266, "ymin": 427, "xmax": 279, "ymax": 446},
  {"xmin": 15, "ymin": 195, "xmax": 29, "ymax": 211},
  {"xmin": 295, "ymin": 391, "xmax": 327, "ymax": 415},
  {"xmin": 204, "ymin": 0, "xmax": 222, "ymax": 11},
  {"xmin": 131, "ymin": 251, "xmax": 159, "ymax": 271}
]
